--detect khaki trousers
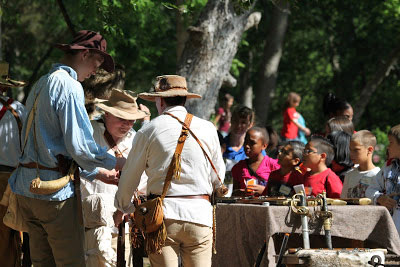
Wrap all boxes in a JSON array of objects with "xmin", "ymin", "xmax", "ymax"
[
  {"xmin": 149, "ymin": 219, "xmax": 212, "ymax": 267},
  {"xmin": 0, "ymin": 172, "xmax": 21, "ymax": 267},
  {"xmin": 17, "ymin": 194, "xmax": 85, "ymax": 267}
]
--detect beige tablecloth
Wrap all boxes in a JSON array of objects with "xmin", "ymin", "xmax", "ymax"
[{"xmin": 212, "ymin": 204, "xmax": 400, "ymax": 267}]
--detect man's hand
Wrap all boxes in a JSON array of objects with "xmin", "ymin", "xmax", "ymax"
[
  {"xmin": 113, "ymin": 210, "xmax": 124, "ymax": 227},
  {"xmin": 97, "ymin": 169, "xmax": 119, "ymax": 185},
  {"xmin": 115, "ymin": 157, "xmax": 126, "ymax": 171},
  {"xmin": 377, "ymin": 195, "xmax": 397, "ymax": 210},
  {"xmin": 139, "ymin": 104, "xmax": 151, "ymax": 121}
]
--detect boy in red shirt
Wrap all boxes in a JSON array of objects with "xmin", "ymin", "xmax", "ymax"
[
  {"xmin": 301, "ymin": 136, "xmax": 343, "ymax": 198},
  {"xmin": 263, "ymin": 141, "xmax": 304, "ymax": 197}
]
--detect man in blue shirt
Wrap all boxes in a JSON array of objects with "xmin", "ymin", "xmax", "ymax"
[{"xmin": 9, "ymin": 30, "xmax": 125, "ymax": 266}]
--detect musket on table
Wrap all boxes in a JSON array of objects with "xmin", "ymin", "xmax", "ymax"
[{"xmin": 316, "ymin": 191, "xmax": 333, "ymax": 249}]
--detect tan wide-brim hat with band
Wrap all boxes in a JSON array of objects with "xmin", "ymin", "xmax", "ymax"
[
  {"xmin": 0, "ymin": 62, "xmax": 27, "ymax": 88},
  {"xmin": 95, "ymin": 89, "xmax": 149, "ymax": 120},
  {"xmin": 138, "ymin": 75, "xmax": 201, "ymax": 102}
]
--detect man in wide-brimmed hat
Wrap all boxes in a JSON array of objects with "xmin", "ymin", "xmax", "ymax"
[
  {"xmin": 115, "ymin": 75, "xmax": 226, "ymax": 267},
  {"xmin": 0, "ymin": 61, "xmax": 27, "ymax": 267},
  {"xmin": 8, "ymin": 30, "xmax": 126, "ymax": 266},
  {"xmin": 80, "ymin": 88, "xmax": 150, "ymax": 266}
]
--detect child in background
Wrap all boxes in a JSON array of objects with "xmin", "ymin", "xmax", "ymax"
[
  {"xmin": 301, "ymin": 136, "xmax": 343, "ymax": 198},
  {"xmin": 214, "ymin": 93, "xmax": 234, "ymax": 137},
  {"xmin": 281, "ymin": 92, "xmax": 310, "ymax": 141},
  {"xmin": 263, "ymin": 141, "xmax": 305, "ymax": 197},
  {"xmin": 232, "ymin": 127, "xmax": 280, "ymax": 196},
  {"xmin": 325, "ymin": 116, "xmax": 355, "ymax": 136},
  {"xmin": 266, "ymin": 125, "xmax": 280, "ymax": 159},
  {"xmin": 366, "ymin": 124, "xmax": 400, "ymax": 234},
  {"xmin": 222, "ymin": 106, "xmax": 261, "ymax": 163},
  {"xmin": 341, "ymin": 130, "xmax": 380, "ymax": 198},
  {"xmin": 323, "ymin": 92, "xmax": 354, "ymax": 121},
  {"xmin": 327, "ymin": 131, "xmax": 354, "ymax": 181}
]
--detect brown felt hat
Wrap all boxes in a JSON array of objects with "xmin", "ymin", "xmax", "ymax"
[
  {"xmin": 95, "ymin": 89, "xmax": 149, "ymax": 120},
  {"xmin": 55, "ymin": 30, "xmax": 115, "ymax": 73},
  {"xmin": 0, "ymin": 62, "xmax": 26, "ymax": 88},
  {"xmin": 138, "ymin": 75, "xmax": 201, "ymax": 102}
]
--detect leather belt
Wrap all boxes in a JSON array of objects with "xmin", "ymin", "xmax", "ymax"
[
  {"xmin": 0, "ymin": 165, "xmax": 15, "ymax": 173},
  {"xmin": 20, "ymin": 162, "xmax": 59, "ymax": 172},
  {"xmin": 149, "ymin": 194, "xmax": 211, "ymax": 203}
]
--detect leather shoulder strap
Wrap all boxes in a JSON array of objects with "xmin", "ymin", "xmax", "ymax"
[
  {"xmin": 22, "ymin": 69, "xmax": 66, "ymax": 154},
  {"xmin": 103, "ymin": 124, "xmax": 123, "ymax": 158},
  {"xmin": 160, "ymin": 113, "xmax": 193, "ymax": 199},
  {"xmin": 164, "ymin": 112, "xmax": 224, "ymax": 187}
]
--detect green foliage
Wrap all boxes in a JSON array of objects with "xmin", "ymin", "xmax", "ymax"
[
  {"xmin": 231, "ymin": 58, "xmax": 246, "ymax": 78},
  {"xmin": 1, "ymin": 0, "xmax": 399, "ymax": 130},
  {"xmin": 372, "ymin": 126, "xmax": 390, "ymax": 167},
  {"xmin": 230, "ymin": 0, "xmax": 400, "ymax": 134}
]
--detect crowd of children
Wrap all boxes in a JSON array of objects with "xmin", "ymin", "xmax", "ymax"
[{"xmin": 215, "ymin": 91, "xmax": 400, "ymax": 235}]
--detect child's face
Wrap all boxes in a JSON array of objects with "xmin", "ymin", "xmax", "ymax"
[
  {"xmin": 388, "ymin": 135, "xmax": 400, "ymax": 160},
  {"xmin": 278, "ymin": 144, "xmax": 297, "ymax": 168},
  {"xmin": 349, "ymin": 140, "xmax": 371, "ymax": 165},
  {"xmin": 290, "ymin": 98, "xmax": 300, "ymax": 108},
  {"xmin": 339, "ymin": 106, "xmax": 354, "ymax": 121},
  {"xmin": 302, "ymin": 141, "xmax": 323, "ymax": 169},
  {"xmin": 231, "ymin": 116, "xmax": 252, "ymax": 136},
  {"xmin": 226, "ymin": 98, "xmax": 234, "ymax": 108},
  {"xmin": 244, "ymin": 130, "xmax": 267, "ymax": 159}
]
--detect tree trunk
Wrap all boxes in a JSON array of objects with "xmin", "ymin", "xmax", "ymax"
[
  {"xmin": 240, "ymin": 50, "xmax": 254, "ymax": 108},
  {"xmin": 176, "ymin": 0, "xmax": 188, "ymax": 63},
  {"xmin": 253, "ymin": 0, "xmax": 289, "ymax": 126},
  {"xmin": 177, "ymin": 0, "xmax": 258, "ymax": 119},
  {"xmin": 353, "ymin": 45, "xmax": 400, "ymax": 125}
]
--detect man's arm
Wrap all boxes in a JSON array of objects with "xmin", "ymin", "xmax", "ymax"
[
  {"xmin": 58, "ymin": 90, "xmax": 117, "ymax": 172},
  {"xmin": 115, "ymin": 131, "xmax": 148, "ymax": 213}
]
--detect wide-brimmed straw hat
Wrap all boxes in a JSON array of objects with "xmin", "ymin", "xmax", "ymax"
[
  {"xmin": 138, "ymin": 75, "xmax": 201, "ymax": 102},
  {"xmin": 95, "ymin": 89, "xmax": 149, "ymax": 120},
  {"xmin": 55, "ymin": 30, "xmax": 115, "ymax": 73},
  {"xmin": 0, "ymin": 62, "xmax": 26, "ymax": 88}
]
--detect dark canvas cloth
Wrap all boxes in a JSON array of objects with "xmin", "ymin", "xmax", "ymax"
[{"xmin": 212, "ymin": 204, "xmax": 400, "ymax": 267}]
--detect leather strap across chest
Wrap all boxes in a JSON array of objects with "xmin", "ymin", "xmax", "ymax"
[
  {"xmin": 160, "ymin": 113, "xmax": 193, "ymax": 199},
  {"xmin": 103, "ymin": 126, "xmax": 123, "ymax": 158}
]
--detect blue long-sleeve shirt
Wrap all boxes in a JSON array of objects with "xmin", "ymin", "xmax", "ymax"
[{"xmin": 9, "ymin": 64, "xmax": 116, "ymax": 201}]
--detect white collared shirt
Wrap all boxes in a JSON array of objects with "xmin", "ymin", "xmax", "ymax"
[
  {"xmin": 115, "ymin": 106, "xmax": 225, "ymax": 227},
  {"xmin": 81, "ymin": 120, "xmax": 148, "ymax": 198},
  {"xmin": 0, "ymin": 96, "xmax": 27, "ymax": 168}
]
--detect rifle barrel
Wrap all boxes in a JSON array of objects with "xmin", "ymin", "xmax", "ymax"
[{"xmin": 300, "ymin": 194, "xmax": 310, "ymax": 249}]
